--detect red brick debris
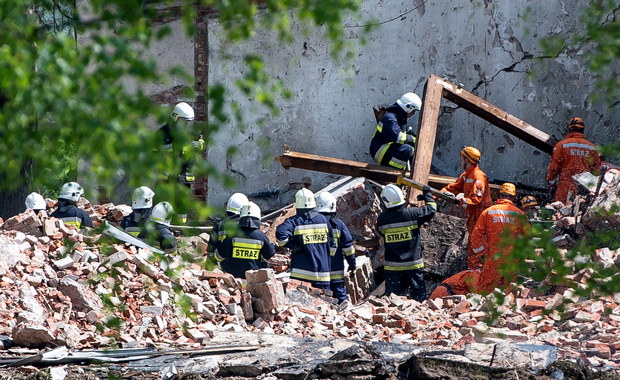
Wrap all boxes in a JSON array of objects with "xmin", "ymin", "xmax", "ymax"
[{"xmin": 1, "ymin": 181, "xmax": 620, "ymax": 370}]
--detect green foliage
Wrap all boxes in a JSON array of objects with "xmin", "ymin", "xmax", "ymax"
[{"xmin": 0, "ymin": 0, "xmax": 369, "ymax": 221}]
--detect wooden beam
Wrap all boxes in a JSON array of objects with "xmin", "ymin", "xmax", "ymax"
[
  {"xmin": 439, "ymin": 79, "xmax": 557, "ymax": 154},
  {"xmin": 275, "ymin": 149, "xmax": 550, "ymax": 201},
  {"xmin": 409, "ymin": 75, "xmax": 444, "ymax": 203},
  {"xmin": 275, "ymin": 148, "xmax": 455, "ymax": 189}
]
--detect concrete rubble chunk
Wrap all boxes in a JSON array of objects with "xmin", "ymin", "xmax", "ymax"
[
  {"xmin": 58, "ymin": 277, "xmax": 103, "ymax": 313},
  {"xmin": 11, "ymin": 323, "xmax": 55, "ymax": 348}
]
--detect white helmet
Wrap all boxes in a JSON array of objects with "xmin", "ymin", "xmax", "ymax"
[
  {"xmin": 132, "ymin": 186, "xmax": 155, "ymax": 209},
  {"xmin": 59, "ymin": 182, "xmax": 84, "ymax": 202},
  {"xmin": 381, "ymin": 184, "xmax": 406, "ymax": 208},
  {"xmin": 315, "ymin": 192, "xmax": 337, "ymax": 213},
  {"xmin": 295, "ymin": 188, "xmax": 316, "ymax": 209},
  {"xmin": 150, "ymin": 201, "xmax": 174, "ymax": 226},
  {"xmin": 226, "ymin": 193, "xmax": 249, "ymax": 215},
  {"xmin": 396, "ymin": 92, "xmax": 421, "ymax": 113},
  {"xmin": 240, "ymin": 202, "xmax": 261, "ymax": 219},
  {"xmin": 25, "ymin": 192, "xmax": 46, "ymax": 211},
  {"xmin": 171, "ymin": 102, "xmax": 195, "ymax": 121}
]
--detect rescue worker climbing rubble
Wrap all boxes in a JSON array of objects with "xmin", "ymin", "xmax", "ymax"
[
  {"xmin": 139, "ymin": 201, "xmax": 177, "ymax": 253},
  {"xmin": 369, "ymin": 92, "xmax": 421, "ymax": 170},
  {"xmin": 121, "ymin": 186, "xmax": 155, "ymax": 237},
  {"xmin": 376, "ymin": 184, "xmax": 436, "ymax": 302},
  {"xmin": 50, "ymin": 182, "xmax": 94, "ymax": 229},
  {"xmin": 276, "ymin": 188, "xmax": 334, "ymax": 290},
  {"xmin": 441, "ymin": 146, "xmax": 493, "ymax": 245},
  {"xmin": 546, "ymin": 117, "xmax": 601, "ymax": 204},
  {"xmin": 470, "ymin": 182, "xmax": 527, "ymax": 293},
  {"xmin": 315, "ymin": 191, "xmax": 356, "ymax": 305},
  {"xmin": 215, "ymin": 202, "xmax": 275, "ymax": 279}
]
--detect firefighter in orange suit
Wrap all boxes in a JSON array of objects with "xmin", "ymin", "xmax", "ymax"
[
  {"xmin": 470, "ymin": 183, "xmax": 527, "ymax": 293},
  {"xmin": 546, "ymin": 117, "xmax": 601, "ymax": 204},
  {"xmin": 441, "ymin": 147, "xmax": 493, "ymax": 237},
  {"xmin": 428, "ymin": 269, "xmax": 480, "ymax": 300}
]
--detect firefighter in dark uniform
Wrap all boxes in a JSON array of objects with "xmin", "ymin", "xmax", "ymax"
[
  {"xmin": 214, "ymin": 202, "xmax": 275, "ymax": 279},
  {"xmin": 369, "ymin": 92, "xmax": 421, "ymax": 170},
  {"xmin": 315, "ymin": 191, "xmax": 356, "ymax": 305},
  {"xmin": 121, "ymin": 186, "xmax": 155, "ymax": 237},
  {"xmin": 376, "ymin": 184, "xmax": 436, "ymax": 301},
  {"xmin": 51, "ymin": 182, "xmax": 94, "ymax": 229},
  {"xmin": 276, "ymin": 188, "xmax": 334, "ymax": 290},
  {"xmin": 139, "ymin": 201, "xmax": 177, "ymax": 253},
  {"xmin": 205, "ymin": 193, "xmax": 249, "ymax": 269}
]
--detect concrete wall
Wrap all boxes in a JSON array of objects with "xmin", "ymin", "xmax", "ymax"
[{"xmin": 202, "ymin": 0, "xmax": 618, "ymax": 209}]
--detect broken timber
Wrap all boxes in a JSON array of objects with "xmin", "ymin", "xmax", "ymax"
[
  {"xmin": 275, "ymin": 147, "xmax": 456, "ymax": 189},
  {"xmin": 408, "ymin": 74, "xmax": 558, "ymax": 202}
]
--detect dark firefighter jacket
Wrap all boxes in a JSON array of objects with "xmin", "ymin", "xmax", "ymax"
[
  {"xmin": 275, "ymin": 210, "xmax": 334, "ymax": 286},
  {"xmin": 326, "ymin": 215, "xmax": 356, "ymax": 282},
  {"xmin": 369, "ymin": 105, "xmax": 416, "ymax": 164},
  {"xmin": 215, "ymin": 216, "xmax": 275, "ymax": 279},
  {"xmin": 120, "ymin": 209, "xmax": 151, "ymax": 237},
  {"xmin": 376, "ymin": 191, "xmax": 436, "ymax": 272},
  {"xmin": 51, "ymin": 199, "xmax": 94, "ymax": 229},
  {"xmin": 138, "ymin": 221, "xmax": 177, "ymax": 253},
  {"xmin": 206, "ymin": 215, "xmax": 240, "ymax": 256}
]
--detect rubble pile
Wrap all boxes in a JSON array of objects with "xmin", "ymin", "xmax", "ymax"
[{"xmin": 0, "ymin": 175, "xmax": 620, "ymax": 374}]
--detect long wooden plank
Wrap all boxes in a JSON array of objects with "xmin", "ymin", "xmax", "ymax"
[
  {"xmin": 275, "ymin": 149, "xmax": 459, "ymax": 189},
  {"xmin": 439, "ymin": 79, "xmax": 557, "ymax": 153},
  {"xmin": 409, "ymin": 75, "xmax": 444, "ymax": 203},
  {"xmin": 274, "ymin": 150, "xmax": 553, "ymax": 200}
]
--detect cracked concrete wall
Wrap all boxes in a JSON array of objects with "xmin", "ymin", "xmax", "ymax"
[{"xmin": 205, "ymin": 0, "xmax": 618, "ymax": 209}]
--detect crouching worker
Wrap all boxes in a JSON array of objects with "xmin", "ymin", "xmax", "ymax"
[
  {"xmin": 428, "ymin": 269, "xmax": 480, "ymax": 300},
  {"xmin": 215, "ymin": 202, "xmax": 275, "ymax": 279},
  {"xmin": 139, "ymin": 201, "xmax": 177, "ymax": 253},
  {"xmin": 377, "ymin": 184, "xmax": 436, "ymax": 302},
  {"xmin": 315, "ymin": 192, "xmax": 356, "ymax": 305},
  {"xmin": 51, "ymin": 182, "xmax": 94, "ymax": 229},
  {"xmin": 25, "ymin": 192, "xmax": 48, "ymax": 215},
  {"xmin": 121, "ymin": 186, "xmax": 155, "ymax": 237},
  {"xmin": 472, "ymin": 183, "xmax": 527, "ymax": 294}
]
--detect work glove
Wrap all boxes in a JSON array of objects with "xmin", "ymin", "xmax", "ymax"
[
  {"xmin": 442, "ymin": 191, "xmax": 455, "ymax": 198},
  {"xmin": 459, "ymin": 197, "xmax": 468, "ymax": 209},
  {"xmin": 405, "ymin": 133, "xmax": 416, "ymax": 146}
]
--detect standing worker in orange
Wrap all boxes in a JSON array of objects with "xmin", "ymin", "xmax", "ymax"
[
  {"xmin": 470, "ymin": 183, "xmax": 527, "ymax": 293},
  {"xmin": 440, "ymin": 147, "xmax": 493, "ymax": 247},
  {"xmin": 546, "ymin": 117, "xmax": 601, "ymax": 204}
]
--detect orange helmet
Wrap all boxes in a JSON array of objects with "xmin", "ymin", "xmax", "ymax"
[
  {"xmin": 568, "ymin": 117, "xmax": 585, "ymax": 130},
  {"xmin": 460, "ymin": 146, "xmax": 481, "ymax": 164},
  {"xmin": 499, "ymin": 183, "xmax": 516, "ymax": 196},
  {"xmin": 521, "ymin": 195, "xmax": 538, "ymax": 208}
]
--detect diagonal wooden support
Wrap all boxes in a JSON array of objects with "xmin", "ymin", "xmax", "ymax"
[{"xmin": 408, "ymin": 74, "xmax": 559, "ymax": 202}]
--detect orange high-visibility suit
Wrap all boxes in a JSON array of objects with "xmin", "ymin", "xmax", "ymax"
[
  {"xmin": 442, "ymin": 165, "xmax": 493, "ymax": 235},
  {"xmin": 428, "ymin": 269, "xmax": 480, "ymax": 300},
  {"xmin": 546, "ymin": 132, "xmax": 601, "ymax": 204},
  {"xmin": 470, "ymin": 199, "xmax": 526, "ymax": 293}
]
